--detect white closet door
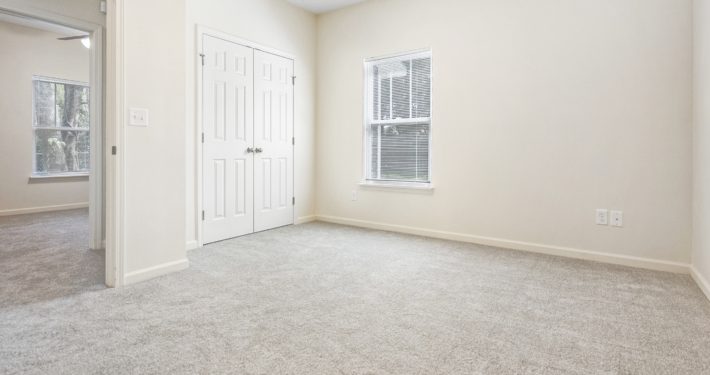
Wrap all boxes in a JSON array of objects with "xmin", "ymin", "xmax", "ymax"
[
  {"xmin": 253, "ymin": 50, "xmax": 294, "ymax": 232},
  {"xmin": 202, "ymin": 36, "xmax": 254, "ymax": 244}
]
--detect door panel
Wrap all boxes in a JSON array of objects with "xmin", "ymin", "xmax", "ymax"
[
  {"xmin": 254, "ymin": 50, "xmax": 294, "ymax": 232},
  {"xmin": 203, "ymin": 36, "xmax": 254, "ymax": 244}
]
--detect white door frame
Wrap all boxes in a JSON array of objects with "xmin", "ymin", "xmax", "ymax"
[
  {"xmin": 0, "ymin": 3, "xmax": 111, "ymax": 279},
  {"xmin": 195, "ymin": 25, "xmax": 295, "ymax": 247}
]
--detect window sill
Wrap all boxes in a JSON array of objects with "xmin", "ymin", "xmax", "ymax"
[
  {"xmin": 359, "ymin": 181, "xmax": 434, "ymax": 192},
  {"xmin": 29, "ymin": 174, "xmax": 89, "ymax": 183}
]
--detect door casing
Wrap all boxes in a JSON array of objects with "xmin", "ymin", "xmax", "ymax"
[{"xmin": 0, "ymin": 2, "xmax": 109, "ymax": 283}]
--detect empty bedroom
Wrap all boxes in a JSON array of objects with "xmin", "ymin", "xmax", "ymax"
[{"xmin": 1, "ymin": 0, "xmax": 710, "ymax": 373}]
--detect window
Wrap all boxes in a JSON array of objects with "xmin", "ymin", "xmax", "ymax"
[
  {"xmin": 365, "ymin": 50, "xmax": 432, "ymax": 186},
  {"xmin": 32, "ymin": 76, "xmax": 90, "ymax": 176}
]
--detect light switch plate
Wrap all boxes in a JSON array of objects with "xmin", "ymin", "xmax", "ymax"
[
  {"xmin": 610, "ymin": 210, "xmax": 623, "ymax": 227},
  {"xmin": 596, "ymin": 209, "xmax": 609, "ymax": 225},
  {"xmin": 129, "ymin": 108, "xmax": 149, "ymax": 127}
]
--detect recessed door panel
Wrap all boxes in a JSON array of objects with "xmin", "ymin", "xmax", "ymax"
[{"xmin": 235, "ymin": 158, "xmax": 246, "ymax": 216}]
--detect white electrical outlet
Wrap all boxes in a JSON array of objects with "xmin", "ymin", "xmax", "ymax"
[
  {"xmin": 610, "ymin": 210, "xmax": 623, "ymax": 227},
  {"xmin": 596, "ymin": 209, "xmax": 609, "ymax": 225},
  {"xmin": 351, "ymin": 190, "xmax": 358, "ymax": 201},
  {"xmin": 129, "ymin": 108, "xmax": 149, "ymax": 127}
]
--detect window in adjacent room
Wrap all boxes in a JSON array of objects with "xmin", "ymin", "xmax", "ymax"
[
  {"xmin": 32, "ymin": 76, "xmax": 90, "ymax": 176},
  {"xmin": 364, "ymin": 50, "xmax": 432, "ymax": 186}
]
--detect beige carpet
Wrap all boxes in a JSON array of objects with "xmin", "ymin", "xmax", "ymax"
[{"xmin": 1, "ymin": 210, "xmax": 710, "ymax": 374}]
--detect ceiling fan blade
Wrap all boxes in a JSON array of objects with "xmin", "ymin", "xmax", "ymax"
[{"xmin": 57, "ymin": 35, "xmax": 88, "ymax": 41}]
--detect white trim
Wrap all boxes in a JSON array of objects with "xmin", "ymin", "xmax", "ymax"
[
  {"xmin": 295, "ymin": 215, "xmax": 316, "ymax": 224},
  {"xmin": 186, "ymin": 240, "xmax": 199, "ymax": 251},
  {"xmin": 359, "ymin": 181, "xmax": 434, "ymax": 191},
  {"xmin": 315, "ymin": 215, "xmax": 690, "ymax": 274},
  {"xmin": 363, "ymin": 49, "xmax": 433, "ymax": 185},
  {"xmin": 365, "ymin": 48, "xmax": 431, "ymax": 63},
  {"xmin": 123, "ymin": 258, "xmax": 189, "ymax": 286},
  {"xmin": 0, "ymin": 3, "xmax": 101, "ymax": 32},
  {"xmin": 32, "ymin": 75, "xmax": 88, "ymax": 87},
  {"xmin": 196, "ymin": 25, "xmax": 295, "ymax": 60},
  {"xmin": 88, "ymin": 26, "xmax": 104, "ymax": 251},
  {"xmin": 0, "ymin": 11, "xmax": 88, "ymax": 36},
  {"xmin": 0, "ymin": 202, "xmax": 89, "ymax": 216},
  {"xmin": 0, "ymin": 4, "xmax": 105, "ymax": 253},
  {"xmin": 195, "ymin": 24, "xmax": 204, "ymax": 248},
  {"xmin": 195, "ymin": 25, "xmax": 296, "ymax": 247},
  {"xmin": 105, "ymin": 0, "xmax": 125, "ymax": 287},
  {"xmin": 29, "ymin": 173, "xmax": 89, "ymax": 180},
  {"xmin": 691, "ymin": 266, "xmax": 710, "ymax": 301}
]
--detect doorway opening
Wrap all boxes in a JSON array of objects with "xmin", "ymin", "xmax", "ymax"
[{"xmin": 0, "ymin": 9, "xmax": 105, "ymax": 302}]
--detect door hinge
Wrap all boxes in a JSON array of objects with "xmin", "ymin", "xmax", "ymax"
[
  {"xmin": 292, "ymin": 76, "xmax": 296, "ymax": 85},
  {"xmin": 201, "ymin": 132, "xmax": 205, "ymax": 143},
  {"xmin": 292, "ymin": 197, "xmax": 295, "ymax": 206},
  {"xmin": 200, "ymin": 53, "xmax": 205, "ymax": 66},
  {"xmin": 292, "ymin": 137, "xmax": 295, "ymax": 145},
  {"xmin": 202, "ymin": 210, "xmax": 205, "ymax": 221},
  {"xmin": 111, "ymin": 146, "xmax": 117, "ymax": 155}
]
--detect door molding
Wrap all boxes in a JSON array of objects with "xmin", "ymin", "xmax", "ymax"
[
  {"xmin": 0, "ymin": 2, "xmax": 113, "ymax": 283},
  {"xmin": 195, "ymin": 25, "xmax": 295, "ymax": 248}
]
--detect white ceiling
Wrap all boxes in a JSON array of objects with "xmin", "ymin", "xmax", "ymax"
[{"xmin": 285, "ymin": 0, "xmax": 367, "ymax": 14}]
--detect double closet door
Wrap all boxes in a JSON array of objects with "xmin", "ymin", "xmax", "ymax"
[{"xmin": 202, "ymin": 35, "xmax": 294, "ymax": 244}]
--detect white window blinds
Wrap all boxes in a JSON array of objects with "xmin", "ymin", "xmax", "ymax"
[{"xmin": 365, "ymin": 50, "xmax": 431, "ymax": 183}]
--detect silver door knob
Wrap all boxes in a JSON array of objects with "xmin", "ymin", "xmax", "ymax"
[
  {"xmin": 246, "ymin": 147, "xmax": 254, "ymax": 153},
  {"xmin": 254, "ymin": 147, "xmax": 263, "ymax": 153}
]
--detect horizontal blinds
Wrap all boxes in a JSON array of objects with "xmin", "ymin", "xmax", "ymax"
[{"xmin": 367, "ymin": 51, "xmax": 431, "ymax": 182}]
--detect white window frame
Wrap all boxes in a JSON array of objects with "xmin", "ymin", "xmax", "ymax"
[
  {"xmin": 361, "ymin": 49, "xmax": 433, "ymax": 190},
  {"xmin": 31, "ymin": 75, "xmax": 91, "ymax": 178}
]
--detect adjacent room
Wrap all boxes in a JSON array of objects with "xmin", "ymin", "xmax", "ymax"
[{"xmin": 1, "ymin": 0, "xmax": 710, "ymax": 373}]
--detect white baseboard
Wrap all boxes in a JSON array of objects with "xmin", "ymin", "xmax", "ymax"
[
  {"xmin": 0, "ymin": 202, "xmax": 89, "ymax": 216},
  {"xmin": 691, "ymin": 266, "xmax": 710, "ymax": 301},
  {"xmin": 316, "ymin": 215, "xmax": 690, "ymax": 274},
  {"xmin": 123, "ymin": 258, "xmax": 189, "ymax": 285},
  {"xmin": 295, "ymin": 215, "xmax": 316, "ymax": 225},
  {"xmin": 186, "ymin": 240, "xmax": 199, "ymax": 251}
]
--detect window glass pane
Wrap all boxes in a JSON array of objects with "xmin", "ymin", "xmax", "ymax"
[
  {"xmin": 391, "ymin": 60, "xmax": 410, "ymax": 120},
  {"xmin": 34, "ymin": 129, "xmax": 90, "ymax": 174},
  {"xmin": 33, "ymin": 81, "xmax": 55, "ymax": 127},
  {"xmin": 76, "ymin": 131, "xmax": 91, "ymax": 170},
  {"xmin": 59, "ymin": 84, "xmax": 90, "ymax": 128},
  {"xmin": 412, "ymin": 58, "xmax": 431, "ymax": 118},
  {"xmin": 55, "ymin": 83, "xmax": 65, "ymax": 127},
  {"xmin": 379, "ymin": 74, "xmax": 391, "ymax": 121},
  {"xmin": 368, "ymin": 123, "xmax": 430, "ymax": 182},
  {"xmin": 77, "ymin": 86, "xmax": 90, "ymax": 128}
]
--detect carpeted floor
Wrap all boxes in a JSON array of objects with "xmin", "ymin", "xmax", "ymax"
[
  {"xmin": 0, "ymin": 209, "xmax": 104, "ymax": 307},
  {"xmin": 1, "ymin": 210, "xmax": 710, "ymax": 374}
]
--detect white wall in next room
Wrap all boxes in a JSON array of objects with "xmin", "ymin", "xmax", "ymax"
[{"xmin": 0, "ymin": 20, "xmax": 90, "ymax": 214}]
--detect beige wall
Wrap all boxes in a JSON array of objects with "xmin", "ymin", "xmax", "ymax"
[
  {"xmin": 0, "ymin": 20, "xmax": 90, "ymax": 213},
  {"xmin": 121, "ymin": 0, "xmax": 187, "ymax": 278},
  {"xmin": 317, "ymin": 0, "xmax": 693, "ymax": 265},
  {"xmin": 693, "ymin": 0, "xmax": 710, "ymax": 293},
  {"xmin": 184, "ymin": 0, "xmax": 317, "ymax": 247}
]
